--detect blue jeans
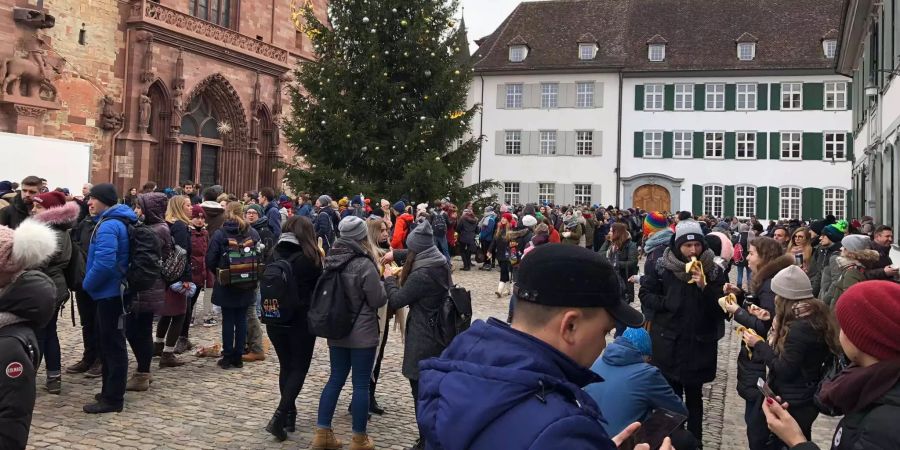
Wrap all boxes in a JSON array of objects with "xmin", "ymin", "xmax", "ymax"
[
  {"xmin": 221, "ymin": 306, "xmax": 248, "ymax": 360},
  {"xmin": 316, "ymin": 346, "xmax": 377, "ymax": 433},
  {"xmin": 36, "ymin": 308, "xmax": 61, "ymax": 375},
  {"xmin": 737, "ymin": 266, "xmax": 752, "ymax": 288},
  {"xmin": 435, "ymin": 236, "xmax": 450, "ymax": 261}
]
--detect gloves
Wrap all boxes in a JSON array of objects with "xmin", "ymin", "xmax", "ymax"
[{"xmin": 169, "ymin": 282, "xmax": 197, "ymax": 297}]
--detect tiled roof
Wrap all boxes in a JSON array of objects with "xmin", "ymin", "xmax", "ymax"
[{"xmin": 473, "ymin": 0, "xmax": 844, "ymax": 73}]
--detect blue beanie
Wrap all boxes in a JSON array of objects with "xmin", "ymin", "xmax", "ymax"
[
  {"xmin": 621, "ymin": 327, "xmax": 652, "ymax": 357},
  {"xmin": 393, "ymin": 200, "xmax": 406, "ymax": 214}
]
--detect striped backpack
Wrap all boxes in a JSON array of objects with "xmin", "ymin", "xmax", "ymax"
[{"xmin": 217, "ymin": 236, "xmax": 261, "ymax": 289}]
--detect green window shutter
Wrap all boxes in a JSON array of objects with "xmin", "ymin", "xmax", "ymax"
[
  {"xmin": 725, "ymin": 132, "xmax": 736, "ymax": 159},
  {"xmin": 692, "ymin": 185, "xmax": 703, "ymax": 215},
  {"xmin": 846, "ymin": 83, "xmax": 852, "ymax": 107},
  {"xmin": 802, "ymin": 133, "xmax": 823, "ymax": 160},
  {"xmin": 802, "ymin": 188, "xmax": 824, "ymax": 221},
  {"xmin": 725, "ymin": 84, "xmax": 736, "ymax": 111},
  {"xmin": 769, "ymin": 132, "xmax": 780, "ymax": 160},
  {"xmin": 724, "ymin": 185, "xmax": 735, "ymax": 217},
  {"xmin": 846, "ymin": 189, "xmax": 853, "ymax": 219},
  {"xmin": 664, "ymin": 84, "xmax": 675, "ymax": 111},
  {"xmin": 757, "ymin": 132, "xmax": 768, "ymax": 159},
  {"xmin": 847, "ymin": 133, "xmax": 855, "ymax": 162},
  {"xmin": 769, "ymin": 187, "xmax": 780, "ymax": 220},
  {"xmin": 694, "ymin": 84, "xmax": 705, "ymax": 111},
  {"xmin": 663, "ymin": 132, "xmax": 673, "ymax": 158},
  {"xmin": 693, "ymin": 132, "xmax": 704, "ymax": 158},
  {"xmin": 756, "ymin": 186, "xmax": 768, "ymax": 219},
  {"xmin": 758, "ymin": 84, "xmax": 769, "ymax": 110},
  {"xmin": 802, "ymin": 83, "xmax": 824, "ymax": 110},
  {"xmin": 770, "ymin": 83, "xmax": 781, "ymax": 111},
  {"xmin": 634, "ymin": 132, "xmax": 643, "ymax": 157},
  {"xmin": 635, "ymin": 85, "xmax": 644, "ymax": 111}
]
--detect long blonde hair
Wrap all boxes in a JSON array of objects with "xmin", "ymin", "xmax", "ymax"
[
  {"xmin": 165, "ymin": 195, "xmax": 192, "ymax": 225},
  {"xmin": 789, "ymin": 227, "xmax": 813, "ymax": 264},
  {"xmin": 224, "ymin": 201, "xmax": 248, "ymax": 231}
]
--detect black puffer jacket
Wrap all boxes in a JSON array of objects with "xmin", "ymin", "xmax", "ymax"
[
  {"xmin": 32, "ymin": 202, "xmax": 81, "ymax": 305},
  {"xmin": 639, "ymin": 247, "xmax": 728, "ymax": 383},
  {"xmin": 270, "ymin": 236, "xmax": 322, "ymax": 327},
  {"xmin": 456, "ymin": 213, "xmax": 478, "ymax": 246},
  {"xmin": 133, "ymin": 193, "xmax": 170, "ymax": 313},
  {"xmin": 751, "ymin": 318, "xmax": 833, "ymax": 406},
  {"xmin": 0, "ymin": 193, "xmax": 30, "ymax": 229},
  {"xmin": 810, "ymin": 242, "xmax": 841, "ymax": 297}
]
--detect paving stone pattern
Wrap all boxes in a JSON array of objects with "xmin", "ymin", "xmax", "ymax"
[{"xmin": 30, "ymin": 258, "xmax": 838, "ymax": 449}]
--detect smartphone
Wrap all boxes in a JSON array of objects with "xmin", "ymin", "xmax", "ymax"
[
  {"xmin": 794, "ymin": 253, "xmax": 804, "ymax": 266},
  {"xmin": 757, "ymin": 377, "xmax": 777, "ymax": 399},
  {"xmin": 635, "ymin": 408, "xmax": 688, "ymax": 450}
]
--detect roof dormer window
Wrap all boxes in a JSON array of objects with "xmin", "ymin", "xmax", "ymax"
[
  {"xmin": 579, "ymin": 43, "xmax": 597, "ymax": 60},
  {"xmin": 823, "ymin": 39, "xmax": 837, "ymax": 59},
  {"xmin": 737, "ymin": 42, "xmax": 755, "ymax": 61},
  {"xmin": 648, "ymin": 44, "xmax": 666, "ymax": 62},
  {"xmin": 509, "ymin": 45, "xmax": 527, "ymax": 62}
]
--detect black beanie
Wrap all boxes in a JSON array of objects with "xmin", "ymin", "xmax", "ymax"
[
  {"xmin": 810, "ymin": 220, "xmax": 826, "ymax": 235},
  {"xmin": 90, "ymin": 183, "xmax": 118, "ymax": 207},
  {"xmin": 705, "ymin": 234, "xmax": 722, "ymax": 257}
]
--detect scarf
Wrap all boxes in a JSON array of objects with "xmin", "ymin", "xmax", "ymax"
[
  {"xmin": 479, "ymin": 212, "xmax": 495, "ymax": 228},
  {"xmin": 564, "ymin": 215, "xmax": 578, "ymax": 229},
  {"xmin": 644, "ymin": 229, "xmax": 674, "ymax": 255},
  {"xmin": 411, "ymin": 244, "xmax": 450, "ymax": 274},
  {"xmin": 817, "ymin": 358, "xmax": 900, "ymax": 415},
  {"xmin": 659, "ymin": 247, "xmax": 716, "ymax": 283},
  {"xmin": 767, "ymin": 301, "xmax": 814, "ymax": 347}
]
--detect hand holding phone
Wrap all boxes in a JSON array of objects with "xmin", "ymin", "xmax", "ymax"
[
  {"xmin": 634, "ymin": 409, "xmax": 687, "ymax": 450},
  {"xmin": 757, "ymin": 377, "xmax": 777, "ymax": 400}
]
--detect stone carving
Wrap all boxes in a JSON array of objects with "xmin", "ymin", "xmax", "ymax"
[
  {"xmin": 143, "ymin": 1, "xmax": 289, "ymax": 63},
  {"xmin": 138, "ymin": 94, "xmax": 151, "ymax": 133},
  {"xmin": 13, "ymin": 104, "xmax": 47, "ymax": 117},
  {"xmin": 138, "ymin": 32, "xmax": 155, "ymax": 83},
  {"xmin": 13, "ymin": 7, "xmax": 55, "ymax": 29},
  {"xmin": 99, "ymin": 95, "xmax": 125, "ymax": 130},
  {"xmin": 172, "ymin": 48, "xmax": 185, "ymax": 112},
  {"xmin": 250, "ymin": 115, "xmax": 260, "ymax": 142},
  {"xmin": 0, "ymin": 38, "xmax": 56, "ymax": 100}
]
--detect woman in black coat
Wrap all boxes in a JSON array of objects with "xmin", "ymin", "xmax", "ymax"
[
  {"xmin": 155, "ymin": 195, "xmax": 194, "ymax": 368},
  {"xmin": 263, "ymin": 216, "xmax": 323, "ymax": 441},
  {"xmin": 456, "ymin": 209, "xmax": 478, "ymax": 271},
  {"xmin": 383, "ymin": 219, "xmax": 451, "ymax": 449}
]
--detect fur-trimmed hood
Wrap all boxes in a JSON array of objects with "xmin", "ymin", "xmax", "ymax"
[
  {"xmin": 837, "ymin": 249, "xmax": 882, "ymax": 269},
  {"xmin": 749, "ymin": 254, "xmax": 795, "ymax": 295},
  {"xmin": 32, "ymin": 201, "xmax": 80, "ymax": 230},
  {"xmin": 0, "ymin": 219, "xmax": 58, "ymax": 286}
]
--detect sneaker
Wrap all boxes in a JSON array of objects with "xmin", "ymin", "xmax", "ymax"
[
  {"xmin": 174, "ymin": 337, "xmax": 193, "ymax": 354},
  {"xmin": 84, "ymin": 361, "xmax": 102, "ymax": 378},
  {"xmin": 217, "ymin": 357, "xmax": 233, "ymax": 370},
  {"xmin": 46, "ymin": 376, "xmax": 61, "ymax": 394},
  {"xmin": 83, "ymin": 400, "xmax": 123, "ymax": 414}
]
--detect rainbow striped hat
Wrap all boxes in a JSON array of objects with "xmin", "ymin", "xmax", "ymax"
[{"xmin": 643, "ymin": 211, "xmax": 668, "ymax": 237}]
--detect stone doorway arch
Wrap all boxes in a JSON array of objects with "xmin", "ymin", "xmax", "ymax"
[
  {"xmin": 621, "ymin": 173, "xmax": 684, "ymax": 213},
  {"xmin": 634, "ymin": 184, "xmax": 671, "ymax": 213}
]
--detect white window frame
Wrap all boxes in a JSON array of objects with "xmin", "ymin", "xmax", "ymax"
[
  {"xmin": 539, "ymin": 130, "xmax": 558, "ymax": 155},
  {"xmin": 780, "ymin": 186, "xmax": 802, "ymax": 220},
  {"xmin": 824, "ymin": 82, "xmax": 847, "ymax": 110},
  {"xmin": 704, "ymin": 132, "xmax": 725, "ymax": 159},
  {"xmin": 648, "ymin": 44, "xmax": 665, "ymax": 62},
  {"xmin": 504, "ymin": 130, "xmax": 522, "ymax": 155},
  {"xmin": 737, "ymin": 42, "xmax": 756, "ymax": 61},
  {"xmin": 509, "ymin": 45, "xmax": 527, "ymax": 62},
  {"xmin": 824, "ymin": 132, "xmax": 847, "ymax": 161},
  {"xmin": 824, "ymin": 188, "xmax": 846, "ymax": 219},
  {"xmin": 780, "ymin": 131, "xmax": 802, "ymax": 160},
  {"xmin": 574, "ymin": 184, "xmax": 592, "ymax": 205},
  {"xmin": 503, "ymin": 182, "xmax": 520, "ymax": 205},
  {"xmin": 706, "ymin": 83, "xmax": 725, "ymax": 111},
  {"xmin": 644, "ymin": 84, "xmax": 664, "ymax": 111},
  {"xmin": 703, "ymin": 184, "xmax": 724, "ymax": 218},
  {"xmin": 674, "ymin": 83, "xmax": 694, "ymax": 111},
  {"xmin": 673, "ymin": 131, "xmax": 693, "ymax": 158},
  {"xmin": 576, "ymin": 82, "xmax": 595, "ymax": 108},
  {"xmin": 736, "ymin": 132, "xmax": 756, "ymax": 159},
  {"xmin": 643, "ymin": 131, "xmax": 663, "ymax": 158},
  {"xmin": 736, "ymin": 83, "xmax": 757, "ymax": 111},
  {"xmin": 781, "ymin": 82, "xmax": 803, "ymax": 110},
  {"xmin": 505, "ymin": 83, "xmax": 523, "ymax": 109},
  {"xmin": 823, "ymin": 39, "xmax": 837, "ymax": 59},
  {"xmin": 578, "ymin": 43, "xmax": 596, "ymax": 60},
  {"xmin": 538, "ymin": 183, "xmax": 555, "ymax": 205},
  {"xmin": 735, "ymin": 185, "xmax": 756, "ymax": 219},
  {"xmin": 540, "ymin": 82, "xmax": 559, "ymax": 109},
  {"xmin": 576, "ymin": 131, "xmax": 593, "ymax": 155}
]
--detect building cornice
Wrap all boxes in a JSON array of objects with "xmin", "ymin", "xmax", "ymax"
[{"xmin": 836, "ymin": 0, "xmax": 876, "ymax": 75}]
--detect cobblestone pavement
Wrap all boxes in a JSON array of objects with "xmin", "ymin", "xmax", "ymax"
[{"xmin": 29, "ymin": 257, "xmax": 838, "ymax": 449}]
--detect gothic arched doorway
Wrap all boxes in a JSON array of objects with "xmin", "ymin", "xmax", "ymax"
[
  {"xmin": 633, "ymin": 184, "xmax": 671, "ymax": 213},
  {"xmin": 179, "ymin": 96, "xmax": 222, "ymax": 188}
]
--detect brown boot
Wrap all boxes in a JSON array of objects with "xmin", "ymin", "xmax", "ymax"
[
  {"xmin": 310, "ymin": 427, "xmax": 343, "ymax": 450},
  {"xmin": 125, "ymin": 372, "xmax": 152, "ymax": 391},
  {"xmin": 349, "ymin": 433, "xmax": 374, "ymax": 450},
  {"xmin": 241, "ymin": 351, "xmax": 266, "ymax": 362},
  {"xmin": 159, "ymin": 352, "xmax": 185, "ymax": 368}
]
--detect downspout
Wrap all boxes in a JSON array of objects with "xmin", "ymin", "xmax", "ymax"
[
  {"xmin": 270, "ymin": 0, "xmax": 276, "ymax": 43},
  {"xmin": 109, "ymin": 27, "xmax": 133, "ymax": 184},
  {"xmin": 615, "ymin": 71, "xmax": 623, "ymax": 206},
  {"xmin": 478, "ymin": 74, "xmax": 485, "ymax": 184}
]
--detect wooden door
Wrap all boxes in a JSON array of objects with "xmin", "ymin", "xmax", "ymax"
[{"xmin": 633, "ymin": 184, "xmax": 671, "ymax": 213}]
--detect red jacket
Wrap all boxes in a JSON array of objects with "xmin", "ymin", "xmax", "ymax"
[
  {"xmin": 391, "ymin": 213, "xmax": 415, "ymax": 249},
  {"xmin": 549, "ymin": 227, "xmax": 561, "ymax": 244},
  {"xmin": 190, "ymin": 225, "xmax": 213, "ymax": 288}
]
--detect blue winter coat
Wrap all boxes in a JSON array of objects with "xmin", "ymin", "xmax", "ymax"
[
  {"xmin": 263, "ymin": 202, "xmax": 282, "ymax": 238},
  {"xmin": 83, "ymin": 205, "xmax": 138, "ymax": 300},
  {"xmin": 584, "ymin": 338, "xmax": 687, "ymax": 436},
  {"xmin": 417, "ymin": 318, "xmax": 616, "ymax": 450}
]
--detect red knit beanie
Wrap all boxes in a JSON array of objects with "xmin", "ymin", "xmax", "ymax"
[
  {"xmin": 33, "ymin": 191, "xmax": 66, "ymax": 209},
  {"xmin": 835, "ymin": 281, "xmax": 900, "ymax": 361}
]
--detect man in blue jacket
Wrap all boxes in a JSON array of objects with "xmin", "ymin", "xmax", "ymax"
[
  {"xmin": 418, "ymin": 244, "xmax": 664, "ymax": 450},
  {"xmin": 81, "ymin": 183, "xmax": 136, "ymax": 414},
  {"xmin": 258, "ymin": 187, "xmax": 282, "ymax": 239}
]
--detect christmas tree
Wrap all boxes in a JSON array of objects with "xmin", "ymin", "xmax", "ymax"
[{"xmin": 283, "ymin": 0, "xmax": 495, "ymax": 204}]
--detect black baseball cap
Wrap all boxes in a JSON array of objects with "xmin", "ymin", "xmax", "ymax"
[{"xmin": 515, "ymin": 244, "xmax": 644, "ymax": 328}]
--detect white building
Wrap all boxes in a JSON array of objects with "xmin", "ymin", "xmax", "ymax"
[
  {"xmin": 838, "ymin": 0, "xmax": 900, "ymax": 228},
  {"xmin": 469, "ymin": 0, "xmax": 853, "ymax": 221}
]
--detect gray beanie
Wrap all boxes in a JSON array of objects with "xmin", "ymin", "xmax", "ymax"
[
  {"xmin": 338, "ymin": 216, "xmax": 368, "ymax": 242},
  {"xmin": 673, "ymin": 220, "xmax": 704, "ymax": 249},
  {"xmin": 317, "ymin": 195, "xmax": 333, "ymax": 207},
  {"xmin": 771, "ymin": 265, "xmax": 814, "ymax": 300},
  {"xmin": 407, "ymin": 219, "xmax": 435, "ymax": 253},
  {"xmin": 841, "ymin": 234, "xmax": 870, "ymax": 252}
]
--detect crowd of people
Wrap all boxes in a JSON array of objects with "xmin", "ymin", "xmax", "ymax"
[{"xmin": 1, "ymin": 175, "xmax": 898, "ymax": 450}]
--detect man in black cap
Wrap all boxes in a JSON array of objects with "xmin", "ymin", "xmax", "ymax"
[{"xmin": 416, "ymin": 244, "xmax": 664, "ymax": 449}]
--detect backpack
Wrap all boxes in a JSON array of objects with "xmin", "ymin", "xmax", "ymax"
[
  {"xmin": 64, "ymin": 235, "xmax": 86, "ymax": 291},
  {"xmin": 259, "ymin": 253, "xmax": 302, "ymax": 325},
  {"xmin": 94, "ymin": 218, "xmax": 162, "ymax": 292},
  {"xmin": 307, "ymin": 255, "xmax": 367, "ymax": 339},
  {"xmin": 431, "ymin": 211, "xmax": 448, "ymax": 236},
  {"xmin": 216, "ymin": 236, "xmax": 262, "ymax": 289},
  {"xmin": 733, "ymin": 242, "xmax": 745, "ymax": 263},
  {"xmin": 424, "ymin": 271, "xmax": 473, "ymax": 347}
]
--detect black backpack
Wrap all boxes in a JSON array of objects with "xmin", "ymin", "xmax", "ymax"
[
  {"xmin": 424, "ymin": 271, "xmax": 473, "ymax": 347},
  {"xmin": 64, "ymin": 236, "xmax": 86, "ymax": 291},
  {"xmin": 307, "ymin": 255, "xmax": 366, "ymax": 339},
  {"xmin": 94, "ymin": 218, "xmax": 162, "ymax": 292},
  {"xmin": 260, "ymin": 253, "xmax": 301, "ymax": 325}
]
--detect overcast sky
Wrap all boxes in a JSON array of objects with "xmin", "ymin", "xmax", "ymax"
[{"xmin": 459, "ymin": 0, "xmax": 546, "ymax": 53}]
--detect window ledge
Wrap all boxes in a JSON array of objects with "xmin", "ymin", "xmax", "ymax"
[
  {"xmin": 642, "ymin": 154, "xmax": 664, "ymax": 159},
  {"xmin": 704, "ymin": 156, "xmax": 725, "ymax": 160}
]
